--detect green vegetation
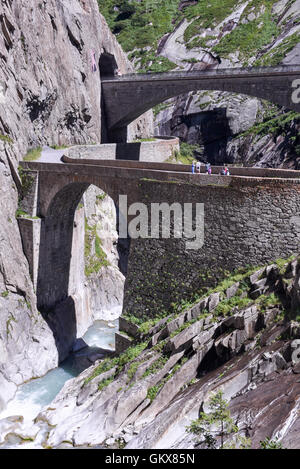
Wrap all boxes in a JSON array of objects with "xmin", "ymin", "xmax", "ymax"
[
  {"xmin": 50, "ymin": 144, "xmax": 69, "ymax": 150},
  {"xmin": 183, "ymin": 0, "xmax": 238, "ymax": 43},
  {"xmin": 186, "ymin": 390, "xmax": 285, "ymax": 449},
  {"xmin": 142, "ymin": 355, "xmax": 169, "ymax": 378},
  {"xmin": 83, "ymin": 255, "xmax": 297, "ymax": 417},
  {"xmin": 98, "ymin": 0, "xmax": 297, "ymax": 74},
  {"xmin": 98, "ymin": 0, "xmax": 180, "ymax": 72},
  {"xmin": 153, "ymin": 101, "xmax": 172, "ymax": 118},
  {"xmin": 85, "ymin": 341, "xmax": 147, "ymax": 385},
  {"xmin": 15, "ymin": 208, "xmax": 29, "ymax": 218},
  {"xmin": 213, "ymin": 295, "xmax": 252, "ymax": 317},
  {"xmin": 275, "ymin": 254, "xmax": 297, "ymax": 274},
  {"xmin": 84, "ymin": 220, "xmax": 109, "ymax": 276},
  {"xmin": 98, "ymin": 0, "xmax": 180, "ymax": 51},
  {"xmin": 240, "ymin": 0, "xmax": 278, "ymax": 18},
  {"xmin": 260, "ymin": 437, "xmax": 284, "ymax": 449},
  {"xmin": 186, "ymin": 391, "xmax": 238, "ymax": 449},
  {"xmin": 1, "ymin": 291, "xmax": 9, "ymax": 298},
  {"xmin": 254, "ymin": 32, "xmax": 300, "ymax": 66},
  {"xmin": 15, "ymin": 209, "xmax": 40, "ymax": 220},
  {"xmin": 147, "ymin": 385, "xmax": 161, "ymax": 402},
  {"xmin": 98, "ymin": 377, "xmax": 114, "ymax": 391},
  {"xmin": 255, "ymin": 293, "xmax": 280, "ymax": 312},
  {"xmin": 96, "ymin": 192, "xmax": 107, "ymax": 202},
  {"xmin": 212, "ymin": 11, "xmax": 278, "ymax": 63},
  {"xmin": 240, "ymin": 111, "xmax": 300, "ymax": 139},
  {"xmin": 16, "ymin": 168, "xmax": 42, "ymax": 219},
  {"xmin": 146, "ymin": 356, "xmax": 188, "ymax": 401},
  {"xmin": 6, "ymin": 313, "xmax": 16, "ymax": 338},
  {"xmin": 167, "ymin": 142, "xmax": 203, "ymax": 165},
  {"xmin": 170, "ymin": 316, "xmax": 204, "ymax": 337},
  {"xmin": 23, "ymin": 147, "xmax": 42, "ymax": 161},
  {"xmin": 132, "ymin": 138, "xmax": 157, "ymax": 143},
  {"xmin": 129, "ymin": 50, "xmax": 177, "ymax": 73},
  {"xmin": 184, "ymin": 0, "xmax": 238, "ymax": 25},
  {"xmin": 123, "ymin": 311, "xmax": 167, "ymax": 330},
  {"xmin": 0, "ymin": 134, "xmax": 13, "ymax": 144},
  {"xmin": 126, "ymin": 361, "xmax": 141, "ymax": 381}
]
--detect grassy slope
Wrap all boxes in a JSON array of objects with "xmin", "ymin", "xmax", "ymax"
[{"xmin": 98, "ymin": 0, "xmax": 299, "ymax": 70}]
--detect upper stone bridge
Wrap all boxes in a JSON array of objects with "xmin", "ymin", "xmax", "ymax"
[{"xmin": 101, "ymin": 65, "xmax": 300, "ymax": 142}]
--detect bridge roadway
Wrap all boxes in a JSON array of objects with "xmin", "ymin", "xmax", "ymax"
[
  {"xmin": 21, "ymin": 146, "xmax": 300, "ymax": 184},
  {"xmin": 21, "ymin": 146, "xmax": 300, "ymax": 218},
  {"xmin": 101, "ymin": 65, "xmax": 300, "ymax": 142}
]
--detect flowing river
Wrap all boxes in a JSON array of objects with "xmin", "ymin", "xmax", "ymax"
[{"xmin": 0, "ymin": 317, "xmax": 119, "ymax": 449}]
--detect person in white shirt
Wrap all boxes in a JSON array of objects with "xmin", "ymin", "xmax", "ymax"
[{"xmin": 196, "ymin": 161, "xmax": 201, "ymax": 174}]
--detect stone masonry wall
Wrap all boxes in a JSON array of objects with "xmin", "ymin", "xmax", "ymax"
[
  {"xmin": 66, "ymin": 137, "xmax": 179, "ymax": 162},
  {"xmin": 123, "ymin": 176, "xmax": 300, "ymax": 318}
]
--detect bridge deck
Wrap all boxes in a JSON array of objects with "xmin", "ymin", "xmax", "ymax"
[
  {"xmin": 102, "ymin": 65, "xmax": 300, "ymax": 83},
  {"xmin": 20, "ymin": 148, "xmax": 300, "ymax": 184}
]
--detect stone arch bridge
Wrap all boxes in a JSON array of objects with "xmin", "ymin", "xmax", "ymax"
[
  {"xmin": 19, "ymin": 154, "xmax": 300, "ymax": 324},
  {"xmin": 101, "ymin": 65, "xmax": 300, "ymax": 142}
]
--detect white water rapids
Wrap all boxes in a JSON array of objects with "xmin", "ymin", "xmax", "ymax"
[{"xmin": 0, "ymin": 316, "xmax": 119, "ymax": 448}]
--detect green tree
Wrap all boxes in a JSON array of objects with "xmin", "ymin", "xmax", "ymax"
[
  {"xmin": 186, "ymin": 391, "xmax": 238, "ymax": 449},
  {"xmin": 260, "ymin": 437, "xmax": 283, "ymax": 449}
]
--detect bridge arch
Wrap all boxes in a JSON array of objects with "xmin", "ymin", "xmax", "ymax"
[
  {"xmin": 101, "ymin": 66, "xmax": 300, "ymax": 142},
  {"xmin": 36, "ymin": 177, "xmax": 130, "ymax": 360},
  {"xmin": 37, "ymin": 181, "xmax": 89, "ymax": 313}
]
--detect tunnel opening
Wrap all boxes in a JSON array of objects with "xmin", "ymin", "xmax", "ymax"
[
  {"xmin": 36, "ymin": 181, "xmax": 130, "ymax": 363},
  {"xmin": 99, "ymin": 52, "xmax": 119, "ymax": 143},
  {"xmin": 99, "ymin": 52, "xmax": 118, "ymax": 78}
]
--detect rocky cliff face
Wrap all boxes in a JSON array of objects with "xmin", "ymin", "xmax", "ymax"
[{"xmin": 0, "ymin": 0, "xmax": 153, "ymax": 408}]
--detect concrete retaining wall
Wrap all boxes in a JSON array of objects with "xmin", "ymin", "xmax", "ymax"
[{"xmin": 66, "ymin": 136, "xmax": 179, "ymax": 163}]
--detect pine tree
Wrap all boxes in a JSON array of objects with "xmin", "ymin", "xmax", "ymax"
[{"xmin": 186, "ymin": 391, "xmax": 238, "ymax": 449}]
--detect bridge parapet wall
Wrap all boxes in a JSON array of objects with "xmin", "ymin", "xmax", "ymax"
[
  {"xmin": 60, "ymin": 154, "xmax": 300, "ymax": 180},
  {"xmin": 123, "ymin": 176, "xmax": 300, "ymax": 318}
]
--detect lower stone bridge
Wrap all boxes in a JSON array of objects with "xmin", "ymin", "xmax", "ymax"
[{"xmin": 19, "ymin": 150, "xmax": 300, "ymax": 323}]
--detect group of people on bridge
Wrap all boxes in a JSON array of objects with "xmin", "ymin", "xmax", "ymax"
[{"xmin": 191, "ymin": 161, "xmax": 230, "ymax": 176}]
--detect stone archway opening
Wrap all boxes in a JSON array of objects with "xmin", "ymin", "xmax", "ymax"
[
  {"xmin": 36, "ymin": 181, "xmax": 129, "ymax": 362},
  {"xmin": 80, "ymin": 185, "xmax": 128, "ymax": 325}
]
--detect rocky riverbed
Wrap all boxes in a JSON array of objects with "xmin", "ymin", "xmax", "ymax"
[
  {"xmin": 2, "ymin": 255, "xmax": 298, "ymax": 449},
  {"xmin": 0, "ymin": 317, "xmax": 119, "ymax": 449}
]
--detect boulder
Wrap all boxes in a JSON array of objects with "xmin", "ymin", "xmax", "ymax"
[{"xmin": 207, "ymin": 292, "xmax": 220, "ymax": 312}]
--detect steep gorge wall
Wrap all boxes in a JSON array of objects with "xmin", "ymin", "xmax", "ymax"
[{"xmin": 0, "ymin": 0, "xmax": 153, "ymax": 408}]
